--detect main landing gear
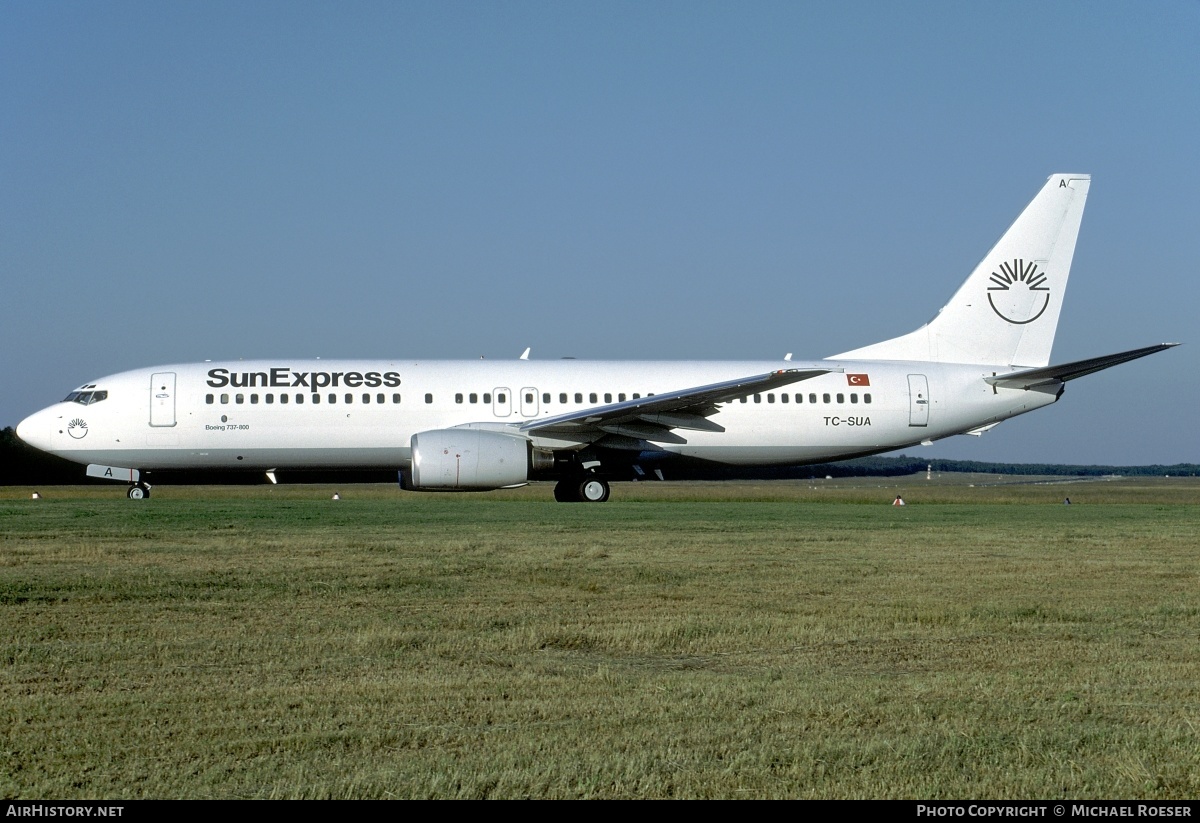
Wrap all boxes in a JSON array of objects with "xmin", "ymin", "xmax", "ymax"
[
  {"xmin": 553, "ymin": 477, "xmax": 611, "ymax": 503},
  {"xmin": 126, "ymin": 483, "xmax": 151, "ymax": 500}
]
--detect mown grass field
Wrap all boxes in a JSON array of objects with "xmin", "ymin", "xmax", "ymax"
[{"xmin": 2, "ymin": 477, "xmax": 1198, "ymax": 799}]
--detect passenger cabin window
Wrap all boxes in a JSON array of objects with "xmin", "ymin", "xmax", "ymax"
[
  {"xmin": 604, "ymin": 393, "xmax": 612, "ymax": 403},
  {"xmin": 469, "ymin": 393, "xmax": 478, "ymax": 404},
  {"xmin": 483, "ymin": 393, "xmax": 491, "ymax": 403},
  {"xmin": 279, "ymin": 394, "xmax": 288, "ymax": 404},
  {"xmin": 425, "ymin": 393, "xmax": 433, "ymax": 404},
  {"xmin": 864, "ymin": 393, "xmax": 872, "ymax": 404},
  {"xmin": 312, "ymin": 394, "xmax": 320, "ymax": 404},
  {"xmin": 589, "ymin": 393, "xmax": 598, "ymax": 403},
  {"xmin": 836, "ymin": 393, "xmax": 844, "ymax": 404},
  {"xmin": 809, "ymin": 393, "xmax": 817, "ymax": 404},
  {"xmin": 542, "ymin": 392, "xmax": 550, "ymax": 404},
  {"xmin": 221, "ymin": 393, "xmax": 230, "ymax": 404},
  {"xmin": 455, "ymin": 393, "xmax": 464, "ymax": 404},
  {"xmin": 206, "ymin": 394, "xmax": 214, "ymax": 404},
  {"xmin": 575, "ymin": 393, "xmax": 583, "ymax": 403},
  {"xmin": 559, "ymin": 393, "xmax": 568, "ymax": 403},
  {"xmin": 822, "ymin": 394, "xmax": 831, "ymax": 404},
  {"xmin": 392, "ymin": 393, "xmax": 401, "ymax": 403},
  {"xmin": 250, "ymin": 394, "xmax": 259, "ymax": 404}
]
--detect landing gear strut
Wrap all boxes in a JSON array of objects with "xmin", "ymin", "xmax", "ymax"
[
  {"xmin": 553, "ymin": 477, "xmax": 611, "ymax": 503},
  {"xmin": 127, "ymin": 483, "xmax": 151, "ymax": 500}
]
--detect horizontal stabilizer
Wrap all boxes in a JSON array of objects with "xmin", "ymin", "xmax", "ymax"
[{"xmin": 985, "ymin": 344, "xmax": 1179, "ymax": 390}]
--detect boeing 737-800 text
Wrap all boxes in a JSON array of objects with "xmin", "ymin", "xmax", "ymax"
[{"xmin": 16, "ymin": 174, "xmax": 1177, "ymax": 501}]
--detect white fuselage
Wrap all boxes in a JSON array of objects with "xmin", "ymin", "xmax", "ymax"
[
  {"xmin": 16, "ymin": 357, "xmax": 1058, "ymax": 473},
  {"xmin": 15, "ymin": 174, "xmax": 1167, "ymax": 500}
]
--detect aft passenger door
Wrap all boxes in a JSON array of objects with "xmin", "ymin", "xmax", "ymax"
[
  {"xmin": 907, "ymin": 374, "xmax": 929, "ymax": 427},
  {"xmin": 150, "ymin": 372, "xmax": 177, "ymax": 427}
]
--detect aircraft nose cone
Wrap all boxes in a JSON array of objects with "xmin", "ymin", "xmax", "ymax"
[{"xmin": 16, "ymin": 408, "xmax": 55, "ymax": 453}]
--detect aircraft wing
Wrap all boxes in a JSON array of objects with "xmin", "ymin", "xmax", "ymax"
[
  {"xmin": 519, "ymin": 367, "xmax": 839, "ymax": 446},
  {"xmin": 985, "ymin": 343, "xmax": 1179, "ymax": 390}
]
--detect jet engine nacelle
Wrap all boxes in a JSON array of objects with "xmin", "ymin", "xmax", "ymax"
[{"xmin": 409, "ymin": 428, "xmax": 532, "ymax": 490}]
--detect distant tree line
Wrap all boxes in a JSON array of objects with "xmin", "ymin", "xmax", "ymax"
[
  {"xmin": 0, "ymin": 427, "xmax": 395, "ymax": 486},
  {"xmin": 1, "ymin": 426, "xmax": 104, "ymax": 485},
  {"xmin": 667, "ymin": 454, "xmax": 1199, "ymax": 480},
  {"xmin": 2, "ymin": 426, "xmax": 1196, "ymax": 487}
]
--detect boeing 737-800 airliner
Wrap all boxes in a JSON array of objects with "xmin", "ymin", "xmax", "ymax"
[{"xmin": 16, "ymin": 174, "xmax": 1177, "ymax": 501}]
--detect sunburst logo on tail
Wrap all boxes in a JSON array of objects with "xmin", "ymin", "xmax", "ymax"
[{"xmin": 987, "ymin": 258, "xmax": 1050, "ymax": 324}]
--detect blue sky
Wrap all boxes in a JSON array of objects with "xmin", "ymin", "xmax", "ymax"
[{"xmin": 3, "ymin": 1, "xmax": 1197, "ymax": 466}]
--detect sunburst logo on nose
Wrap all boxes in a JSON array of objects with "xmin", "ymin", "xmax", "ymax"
[
  {"xmin": 67, "ymin": 418, "xmax": 88, "ymax": 439},
  {"xmin": 987, "ymin": 258, "xmax": 1051, "ymax": 324}
]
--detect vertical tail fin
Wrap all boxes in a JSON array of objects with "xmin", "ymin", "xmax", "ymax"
[{"xmin": 833, "ymin": 174, "xmax": 1090, "ymax": 367}]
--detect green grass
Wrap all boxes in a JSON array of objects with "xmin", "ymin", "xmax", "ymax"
[{"xmin": 1, "ymin": 478, "xmax": 1198, "ymax": 798}]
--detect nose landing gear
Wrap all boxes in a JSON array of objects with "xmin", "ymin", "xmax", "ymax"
[{"xmin": 126, "ymin": 483, "xmax": 151, "ymax": 500}]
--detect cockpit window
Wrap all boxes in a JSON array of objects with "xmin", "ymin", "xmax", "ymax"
[{"xmin": 63, "ymin": 390, "xmax": 108, "ymax": 406}]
